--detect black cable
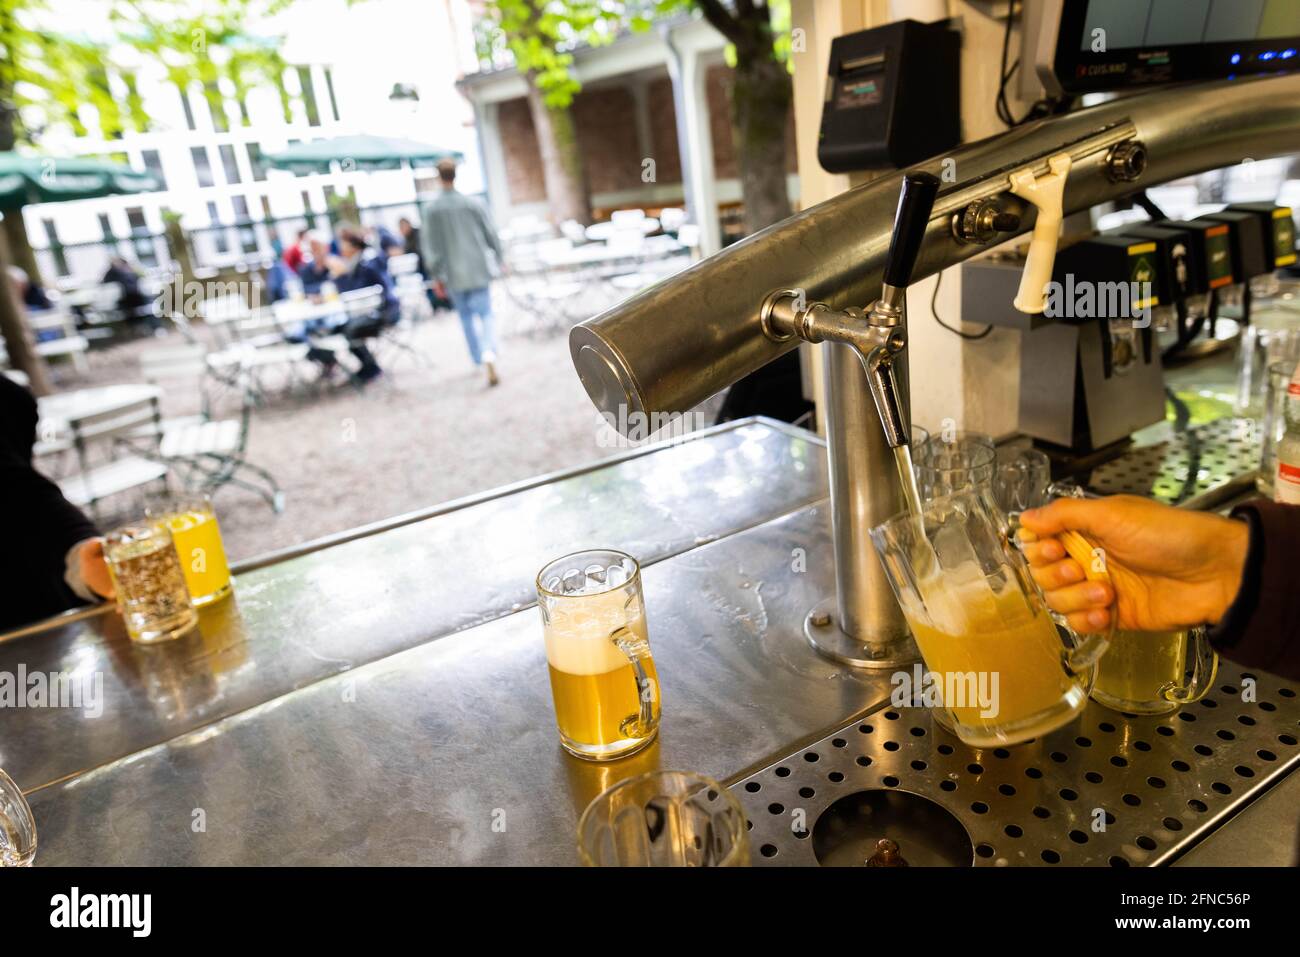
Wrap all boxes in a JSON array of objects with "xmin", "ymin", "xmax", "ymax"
[
  {"xmin": 930, "ymin": 269, "xmax": 994, "ymax": 340},
  {"xmin": 1133, "ymin": 190, "xmax": 1167, "ymax": 221},
  {"xmin": 996, "ymin": 0, "xmax": 1071, "ymax": 128}
]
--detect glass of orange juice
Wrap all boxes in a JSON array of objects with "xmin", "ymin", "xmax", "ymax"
[{"xmin": 147, "ymin": 493, "xmax": 233, "ymax": 607}]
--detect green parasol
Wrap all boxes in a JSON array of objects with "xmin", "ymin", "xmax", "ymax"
[
  {"xmin": 0, "ymin": 152, "xmax": 162, "ymax": 208},
  {"xmin": 264, "ymin": 134, "xmax": 463, "ymax": 175}
]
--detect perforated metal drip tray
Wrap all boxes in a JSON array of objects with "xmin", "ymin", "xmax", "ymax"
[
  {"xmin": 730, "ymin": 667, "xmax": 1299, "ymax": 866},
  {"xmin": 1085, "ymin": 417, "xmax": 1260, "ymax": 509}
]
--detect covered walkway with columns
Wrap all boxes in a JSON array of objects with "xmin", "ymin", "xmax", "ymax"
[{"xmin": 458, "ymin": 15, "xmax": 798, "ymax": 257}]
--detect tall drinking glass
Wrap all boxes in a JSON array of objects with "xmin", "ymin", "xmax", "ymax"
[
  {"xmin": 104, "ymin": 522, "xmax": 198, "ymax": 644},
  {"xmin": 537, "ymin": 549, "xmax": 661, "ymax": 761},
  {"xmin": 577, "ymin": 771, "xmax": 749, "ymax": 866},
  {"xmin": 869, "ymin": 489, "xmax": 1108, "ymax": 747},
  {"xmin": 1258, "ymin": 359, "xmax": 1293, "ymax": 496},
  {"xmin": 147, "ymin": 493, "xmax": 233, "ymax": 606},
  {"xmin": 1236, "ymin": 305, "xmax": 1300, "ymax": 414}
]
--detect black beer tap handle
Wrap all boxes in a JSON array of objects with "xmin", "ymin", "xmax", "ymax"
[{"xmin": 882, "ymin": 172, "xmax": 942, "ymax": 290}]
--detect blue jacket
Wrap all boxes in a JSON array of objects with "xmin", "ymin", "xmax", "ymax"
[{"xmin": 336, "ymin": 258, "xmax": 399, "ymax": 323}]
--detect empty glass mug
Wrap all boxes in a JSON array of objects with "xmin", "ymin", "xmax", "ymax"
[
  {"xmin": 1091, "ymin": 627, "xmax": 1218, "ymax": 715},
  {"xmin": 537, "ymin": 549, "xmax": 661, "ymax": 761},
  {"xmin": 914, "ymin": 431, "xmax": 997, "ymax": 501},
  {"xmin": 870, "ymin": 489, "xmax": 1108, "ymax": 747},
  {"xmin": 991, "ymin": 447, "xmax": 1052, "ymax": 513},
  {"xmin": 104, "ymin": 522, "xmax": 198, "ymax": 644},
  {"xmin": 0, "ymin": 767, "xmax": 36, "ymax": 867},
  {"xmin": 577, "ymin": 771, "xmax": 749, "ymax": 866}
]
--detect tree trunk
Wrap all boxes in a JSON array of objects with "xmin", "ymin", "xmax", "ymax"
[
  {"xmin": 0, "ymin": 234, "xmax": 53, "ymax": 396},
  {"xmin": 0, "ymin": 74, "xmax": 53, "ymax": 394},
  {"xmin": 731, "ymin": 31, "xmax": 794, "ymax": 235},
  {"xmin": 524, "ymin": 73, "xmax": 592, "ymax": 226},
  {"xmin": 1, "ymin": 208, "xmax": 44, "ymax": 286}
]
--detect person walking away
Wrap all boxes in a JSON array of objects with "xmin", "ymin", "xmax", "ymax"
[{"xmin": 420, "ymin": 158, "xmax": 504, "ymax": 386}]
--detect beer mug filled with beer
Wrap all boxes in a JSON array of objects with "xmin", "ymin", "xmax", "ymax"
[
  {"xmin": 536, "ymin": 549, "xmax": 661, "ymax": 761},
  {"xmin": 1091, "ymin": 627, "xmax": 1218, "ymax": 715},
  {"xmin": 870, "ymin": 489, "xmax": 1109, "ymax": 747}
]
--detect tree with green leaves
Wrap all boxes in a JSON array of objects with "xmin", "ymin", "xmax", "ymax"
[
  {"xmin": 476, "ymin": 0, "xmax": 792, "ymax": 235},
  {"xmin": 475, "ymin": 0, "xmax": 628, "ymax": 226},
  {"xmin": 0, "ymin": 0, "xmax": 293, "ymax": 392}
]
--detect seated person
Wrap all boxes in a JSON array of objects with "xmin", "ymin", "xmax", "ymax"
[
  {"xmin": 264, "ymin": 247, "xmax": 297, "ymax": 304},
  {"xmin": 334, "ymin": 226, "xmax": 399, "ymax": 325},
  {"xmin": 6, "ymin": 264, "xmax": 54, "ymax": 312},
  {"xmin": 0, "ymin": 376, "xmax": 114, "ymax": 632},
  {"xmin": 293, "ymin": 229, "xmax": 391, "ymax": 384},
  {"xmin": 102, "ymin": 256, "xmax": 157, "ymax": 331}
]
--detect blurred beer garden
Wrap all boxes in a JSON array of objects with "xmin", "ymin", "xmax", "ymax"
[{"xmin": 0, "ymin": 0, "xmax": 798, "ymax": 561}]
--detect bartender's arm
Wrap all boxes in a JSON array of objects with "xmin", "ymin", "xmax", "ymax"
[{"xmin": 1019, "ymin": 495, "xmax": 1300, "ymax": 681}]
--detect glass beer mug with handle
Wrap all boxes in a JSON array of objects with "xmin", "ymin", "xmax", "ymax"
[
  {"xmin": 1092, "ymin": 627, "xmax": 1218, "ymax": 715},
  {"xmin": 1042, "ymin": 483, "xmax": 1219, "ymax": 715},
  {"xmin": 537, "ymin": 549, "xmax": 661, "ymax": 761},
  {"xmin": 869, "ymin": 489, "xmax": 1109, "ymax": 748},
  {"xmin": 578, "ymin": 771, "xmax": 750, "ymax": 866}
]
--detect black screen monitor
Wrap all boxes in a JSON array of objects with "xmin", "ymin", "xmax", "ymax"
[{"xmin": 1036, "ymin": 0, "xmax": 1300, "ymax": 94}]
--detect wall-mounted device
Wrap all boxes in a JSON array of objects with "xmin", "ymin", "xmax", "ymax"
[
  {"xmin": 817, "ymin": 19, "xmax": 960, "ymax": 172},
  {"xmin": 1113, "ymin": 223, "xmax": 1207, "ymax": 312},
  {"xmin": 1034, "ymin": 0, "xmax": 1300, "ymax": 96},
  {"xmin": 1225, "ymin": 202, "xmax": 1298, "ymax": 271},
  {"xmin": 1199, "ymin": 209, "xmax": 1270, "ymax": 284},
  {"xmin": 1018, "ymin": 235, "xmax": 1168, "ymax": 452}
]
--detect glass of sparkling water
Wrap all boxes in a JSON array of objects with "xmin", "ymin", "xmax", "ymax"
[{"xmin": 104, "ymin": 522, "xmax": 198, "ymax": 644}]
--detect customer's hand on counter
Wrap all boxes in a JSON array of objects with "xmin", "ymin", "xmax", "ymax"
[
  {"xmin": 1018, "ymin": 495, "xmax": 1249, "ymax": 634},
  {"xmin": 71, "ymin": 537, "xmax": 115, "ymax": 601}
]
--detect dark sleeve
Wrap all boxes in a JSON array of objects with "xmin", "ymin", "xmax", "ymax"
[
  {"xmin": 0, "ymin": 379, "xmax": 101, "ymax": 631},
  {"xmin": 1207, "ymin": 499, "xmax": 1300, "ymax": 680}
]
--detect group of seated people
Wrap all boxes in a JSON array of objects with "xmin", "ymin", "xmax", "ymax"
[{"xmin": 265, "ymin": 224, "xmax": 403, "ymax": 384}]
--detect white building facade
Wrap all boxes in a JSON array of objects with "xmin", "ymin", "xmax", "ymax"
[{"xmin": 16, "ymin": 0, "xmax": 483, "ymax": 285}]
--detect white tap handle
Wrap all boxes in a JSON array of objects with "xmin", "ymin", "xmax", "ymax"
[{"xmin": 1009, "ymin": 154, "xmax": 1073, "ymax": 314}]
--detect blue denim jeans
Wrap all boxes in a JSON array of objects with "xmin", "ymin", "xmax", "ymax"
[{"xmin": 452, "ymin": 287, "xmax": 498, "ymax": 365}]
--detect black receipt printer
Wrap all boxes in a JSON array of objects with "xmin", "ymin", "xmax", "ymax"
[{"xmin": 818, "ymin": 19, "xmax": 961, "ymax": 173}]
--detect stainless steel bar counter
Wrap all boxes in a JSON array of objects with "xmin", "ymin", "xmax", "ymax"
[{"xmin": 3, "ymin": 417, "xmax": 1297, "ymax": 865}]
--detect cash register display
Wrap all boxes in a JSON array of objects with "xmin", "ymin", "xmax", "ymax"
[{"xmin": 1046, "ymin": 0, "xmax": 1300, "ymax": 93}]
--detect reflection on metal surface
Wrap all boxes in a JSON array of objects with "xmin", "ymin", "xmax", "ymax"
[
  {"xmin": 733, "ymin": 669, "xmax": 1300, "ymax": 866},
  {"xmin": 1, "ymin": 420, "xmax": 829, "ymax": 795},
  {"xmin": 1086, "ymin": 417, "xmax": 1261, "ymax": 508},
  {"xmin": 26, "ymin": 503, "xmax": 902, "ymax": 865}
]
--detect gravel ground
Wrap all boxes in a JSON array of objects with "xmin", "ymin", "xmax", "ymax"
[{"xmin": 42, "ymin": 290, "xmax": 724, "ymax": 563}]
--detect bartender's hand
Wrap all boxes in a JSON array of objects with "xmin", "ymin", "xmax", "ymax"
[
  {"xmin": 76, "ymin": 537, "xmax": 115, "ymax": 600},
  {"xmin": 1019, "ymin": 495, "xmax": 1249, "ymax": 634}
]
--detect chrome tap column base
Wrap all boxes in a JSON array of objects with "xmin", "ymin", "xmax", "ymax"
[{"xmin": 803, "ymin": 597, "xmax": 920, "ymax": 669}]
